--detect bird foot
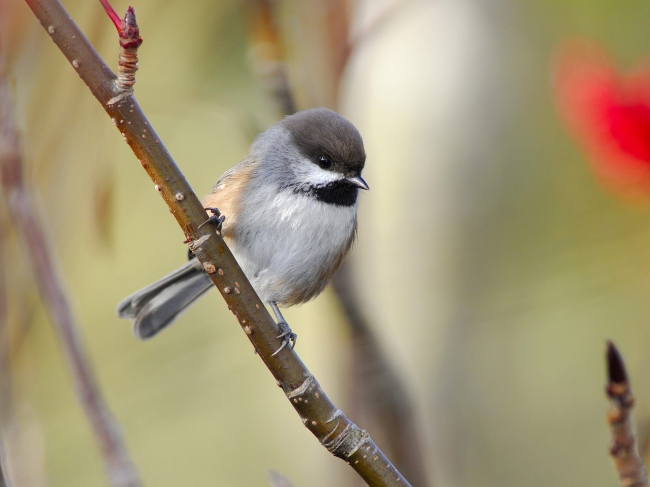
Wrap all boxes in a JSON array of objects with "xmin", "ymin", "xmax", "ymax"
[
  {"xmin": 199, "ymin": 207, "xmax": 225, "ymax": 231},
  {"xmin": 272, "ymin": 321, "xmax": 297, "ymax": 356}
]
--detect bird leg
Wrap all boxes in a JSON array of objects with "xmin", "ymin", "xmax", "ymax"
[
  {"xmin": 270, "ymin": 301, "xmax": 297, "ymax": 355},
  {"xmin": 199, "ymin": 207, "xmax": 225, "ymax": 231}
]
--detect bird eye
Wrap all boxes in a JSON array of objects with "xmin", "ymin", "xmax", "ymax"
[{"xmin": 317, "ymin": 156, "xmax": 332, "ymax": 169}]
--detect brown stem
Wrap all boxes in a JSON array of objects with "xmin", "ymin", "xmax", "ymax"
[
  {"xmin": 0, "ymin": 70, "xmax": 140, "ymax": 487},
  {"xmin": 606, "ymin": 341, "xmax": 648, "ymax": 487},
  {"xmin": 21, "ymin": 0, "xmax": 411, "ymax": 484}
]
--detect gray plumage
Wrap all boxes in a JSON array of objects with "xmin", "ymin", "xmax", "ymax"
[
  {"xmin": 117, "ymin": 258, "xmax": 213, "ymax": 339},
  {"xmin": 117, "ymin": 108, "xmax": 367, "ymax": 340}
]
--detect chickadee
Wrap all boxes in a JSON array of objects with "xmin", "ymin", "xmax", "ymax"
[{"xmin": 117, "ymin": 108, "xmax": 368, "ymax": 353}]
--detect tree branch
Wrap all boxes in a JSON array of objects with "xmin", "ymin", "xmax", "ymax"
[
  {"xmin": 21, "ymin": 0, "xmax": 411, "ymax": 484},
  {"xmin": 0, "ymin": 68, "xmax": 140, "ymax": 486},
  {"xmin": 606, "ymin": 341, "xmax": 648, "ymax": 487}
]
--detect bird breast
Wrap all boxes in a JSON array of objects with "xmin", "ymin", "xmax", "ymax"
[{"xmin": 225, "ymin": 184, "xmax": 357, "ymax": 306}]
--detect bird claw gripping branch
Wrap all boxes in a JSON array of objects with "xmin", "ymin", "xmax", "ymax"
[
  {"xmin": 198, "ymin": 208, "xmax": 226, "ymax": 232},
  {"xmin": 99, "ymin": 0, "xmax": 143, "ymax": 93},
  {"xmin": 272, "ymin": 321, "xmax": 297, "ymax": 356}
]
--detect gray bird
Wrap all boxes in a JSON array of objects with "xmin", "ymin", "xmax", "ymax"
[{"xmin": 117, "ymin": 108, "xmax": 368, "ymax": 353}]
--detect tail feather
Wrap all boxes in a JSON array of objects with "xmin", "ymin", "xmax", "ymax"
[{"xmin": 117, "ymin": 258, "xmax": 214, "ymax": 340}]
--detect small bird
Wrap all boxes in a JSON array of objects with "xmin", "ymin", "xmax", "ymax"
[{"xmin": 117, "ymin": 108, "xmax": 368, "ymax": 353}]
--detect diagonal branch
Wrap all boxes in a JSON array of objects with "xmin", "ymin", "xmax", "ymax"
[
  {"xmin": 21, "ymin": 0, "xmax": 412, "ymax": 485},
  {"xmin": 606, "ymin": 341, "xmax": 648, "ymax": 487},
  {"xmin": 0, "ymin": 69, "xmax": 140, "ymax": 486}
]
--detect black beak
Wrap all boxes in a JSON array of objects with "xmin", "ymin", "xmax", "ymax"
[{"xmin": 347, "ymin": 175, "xmax": 369, "ymax": 190}]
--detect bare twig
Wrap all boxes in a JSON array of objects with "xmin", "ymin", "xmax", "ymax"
[
  {"xmin": 0, "ymin": 70, "xmax": 140, "ymax": 487},
  {"xmin": 21, "ymin": 0, "xmax": 411, "ymax": 484},
  {"xmin": 606, "ymin": 341, "xmax": 648, "ymax": 487},
  {"xmin": 99, "ymin": 0, "xmax": 142, "ymax": 93}
]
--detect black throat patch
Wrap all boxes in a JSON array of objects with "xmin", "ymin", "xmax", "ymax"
[{"xmin": 293, "ymin": 179, "xmax": 359, "ymax": 207}]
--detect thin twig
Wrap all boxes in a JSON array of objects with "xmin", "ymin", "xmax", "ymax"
[
  {"xmin": 606, "ymin": 341, "xmax": 648, "ymax": 487},
  {"xmin": 21, "ymin": 0, "xmax": 411, "ymax": 484},
  {"xmin": 0, "ymin": 69, "xmax": 140, "ymax": 487}
]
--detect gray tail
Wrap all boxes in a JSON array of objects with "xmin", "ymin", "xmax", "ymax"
[{"xmin": 116, "ymin": 258, "xmax": 213, "ymax": 340}]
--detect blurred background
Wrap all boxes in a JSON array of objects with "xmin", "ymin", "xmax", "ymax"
[{"xmin": 2, "ymin": 0, "xmax": 650, "ymax": 485}]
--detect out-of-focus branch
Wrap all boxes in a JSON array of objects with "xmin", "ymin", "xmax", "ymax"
[
  {"xmin": 245, "ymin": 3, "xmax": 430, "ymax": 484},
  {"xmin": 0, "ymin": 204, "xmax": 12, "ymax": 487},
  {"xmin": 21, "ymin": 0, "xmax": 411, "ymax": 484},
  {"xmin": 605, "ymin": 341, "xmax": 648, "ymax": 487},
  {"xmin": 0, "ymin": 70, "xmax": 140, "ymax": 487},
  {"xmin": 640, "ymin": 420, "xmax": 650, "ymax": 473},
  {"xmin": 328, "ymin": 3, "xmax": 430, "ymax": 478},
  {"xmin": 244, "ymin": 0, "xmax": 296, "ymax": 116},
  {"xmin": 333, "ymin": 268, "xmax": 430, "ymax": 487},
  {"xmin": 344, "ymin": 0, "xmax": 415, "ymax": 69}
]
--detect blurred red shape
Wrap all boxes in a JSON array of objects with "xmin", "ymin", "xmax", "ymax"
[{"xmin": 554, "ymin": 39, "xmax": 650, "ymax": 200}]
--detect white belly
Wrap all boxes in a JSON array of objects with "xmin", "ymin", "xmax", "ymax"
[{"xmin": 228, "ymin": 189, "xmax": 357, "ymax": 306}]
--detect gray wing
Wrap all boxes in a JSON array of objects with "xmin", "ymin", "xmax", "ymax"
[
  {"xmin": 116, "ymin": 157, "xmax": 258, "ymax": 340},
  {"xmin": 116, "ymin": 258, "xmax": 213, "ymax": 340}
]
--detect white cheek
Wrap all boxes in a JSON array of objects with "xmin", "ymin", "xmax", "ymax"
[{"xmin": 293, "ymin": 158, "xmax": 343, "ymax": 186}]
